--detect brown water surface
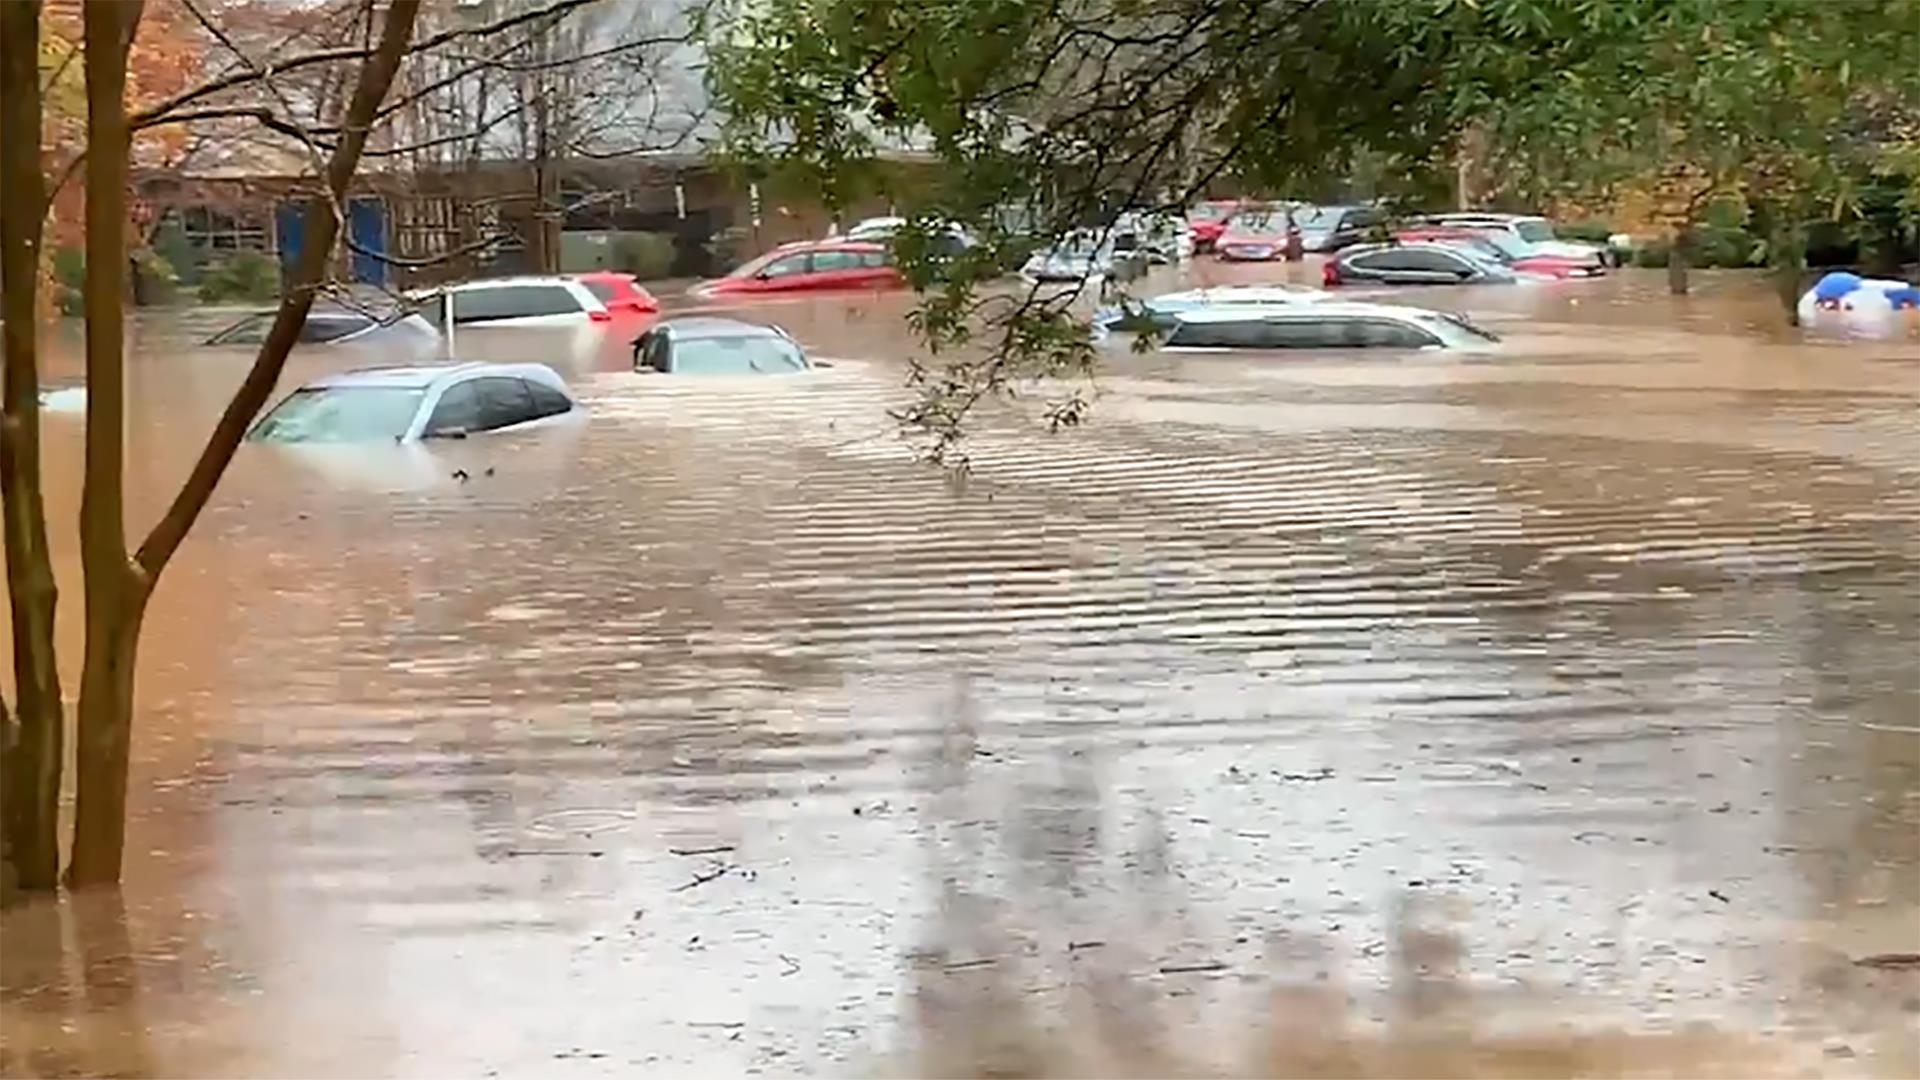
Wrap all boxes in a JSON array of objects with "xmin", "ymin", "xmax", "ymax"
[{"xmin": 3, "ymin": 267, "xmax": 1918, "ymax": 1076}]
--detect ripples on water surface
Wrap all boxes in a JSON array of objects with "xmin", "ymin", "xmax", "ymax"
[{"xmin": 3, "ymin": 269, "xmax": 1918, "ymax": 1076}]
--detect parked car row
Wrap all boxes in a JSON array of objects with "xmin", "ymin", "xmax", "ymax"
[
  {"xmin": 1187, "ymin": 201, "xmax": 1613, "ymax": 265},
  {"xmin": 245, "ymin": 314, "xmax": 818, "ymax": 446}
]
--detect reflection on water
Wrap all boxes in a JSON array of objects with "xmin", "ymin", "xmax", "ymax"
[{"xmin": 3, "ymin": 270, "xmax": 1918, "ymax": 1075}]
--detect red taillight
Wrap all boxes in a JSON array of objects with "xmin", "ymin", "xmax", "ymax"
[
  {"xmin": 1322, "ymin": 262, "xmax": 1341, "ymax": 286},
  {"xmin": 589, "ymin": 309, "xmax": 612, "ymax": 322}
]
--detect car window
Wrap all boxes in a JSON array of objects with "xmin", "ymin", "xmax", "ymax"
[
  {"xmin": 645, "ymin": 332, "xmax": 670, "ymax": 372},
  {"xmin": 857, "ymin": 249, "xmax": 890, "ymax": 268},
  {"xmin": 424, "ymin": 380, "xmax": 483, "ymax": 435},
  {"xmin": 1398, "ymin": 249, "xmax": 1471, "ymax": 273},
  {"xmin": 810, "ymin": 249, "xmax": 861, "ymax": 272},
  {"xmin": 472, "ymin": 376, "xmax": 537, "ymax": 430},
  {"xmin": 1351, "ymin": 249, "xmax": 1422, "ymax": 272},
  {"xmin": 580, "ymin": 279, "xmax": 620, "ymax": 302},
  {"xmin": 450, "ymin": 284, "xmax": 584, "ymax": 323},
  {"xmin": 1343, "ymin": 208, "xmax": 1381, "ymax": 228},
  {"xmin": 1515, "ymin": 220, "xmax": 1556, "ymax": 243},
  {"xmin": 1345, "ymin": 319, "xmax": 1441, "ymax": 348},
  {"xmin": 249, "ymin": 387, "xmax": 425, "ymax": 443},
  {"xmin": 1166, "ymin": 318, "xmax": 1339, "ymax": 349},
  {"xmin": 758, "ymin": 254, "xmax": 811, "ymax": 278},
  {"xmin": 301, "ymin": 313, "xmax": 376, "ymax": 342},
  {"xmin": 669, "ymin": 335, "xmax": 807, "ymax": 374},
  {"xmin": 526, "ymin": 380, "xmax": 573, "ymax": 418}
]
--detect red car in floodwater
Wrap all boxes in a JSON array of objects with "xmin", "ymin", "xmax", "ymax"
[
  {"xmin": 1186, "ymin": 200, "xmax": 1244, "ymax": 251},
  {"xmin": 1393, "ymin": 226, "xmax": 1606, "ymax": 279},
  {"xmin": 572, "ymin": 271, "xmax": 660, "ymax": 315},
  {"xmin": 692, "ymin": 240, "xmax": 904, "ymax": 298}
]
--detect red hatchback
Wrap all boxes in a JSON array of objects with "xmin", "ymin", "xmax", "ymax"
[
  {"xmin": 572, "ymin": 271, "xmax": 660, "ymax": 315},
  {"xmin": 694, "ymin": 241, "xmax": 903, "ymax": 298}
]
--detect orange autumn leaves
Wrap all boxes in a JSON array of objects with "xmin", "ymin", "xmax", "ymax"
[{"xmin": 39, "ymin": 0, "xmax": 202, "ymax": 250}]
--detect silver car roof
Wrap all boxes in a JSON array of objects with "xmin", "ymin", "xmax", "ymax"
[
  {"xmin": 654, "ymin": 316, "xmax": 793, "ymax": 341},
  {"xmin": 306, "ymin": 361, "xmax": 569, "ymax": 391}
]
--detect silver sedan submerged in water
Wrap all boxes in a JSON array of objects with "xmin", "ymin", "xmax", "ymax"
[{"xmin": 247, "ymin": 362, "xmax": 580, "ymax": 444}]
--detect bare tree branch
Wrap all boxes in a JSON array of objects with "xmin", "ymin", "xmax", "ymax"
[{"xmin": 130, "ymin": 0, "xmax": 605, "ymax": 131}]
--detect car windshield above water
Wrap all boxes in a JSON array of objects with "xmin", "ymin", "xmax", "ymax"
[
  {"xmin": 1513, "ymin": 219, "xmax": 1556, "ymax": 243},
  {"xmin": 671, "ymin": 335, "xmax": 808, "ymax": 375},
  {"xmin": 248, "ymin": 386, "xmax": 426, "ymax": 443},
  {"xmin": 207, "ymin": 309, "xmax": 396, "ymax": 346},
  {"xmin": 1228, "ymin": 211, "xmax": 1288, "ymax": 236}
]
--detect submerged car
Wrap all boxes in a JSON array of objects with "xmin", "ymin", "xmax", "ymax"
[
  {"xmin": 1093, "ymin": 285, "xmax": 1331, "ymax": 332},
  {"xmin": 247, "ymin": 362, "xmax": 578, "ymax": 444},
  {"xmin": 205, "ymin": 307, "xmax": 439, "ymax": 347},
  {"xmin": 842, "ymin": 216, "xmax": 975, "ymax": 256},
  {"xmin": 1418, "ymin": 213, "xmax": 1612, "ymax": 266},
  {"xmin": 1323, "ymin": 242, "xmax": 1518, "ymax": 286},
  {"xmin": 1292, "ymin": 204, "xmax": 1383, "ymax": 252},
  {"xmin": 1113, "ymin": 211, "xmax": 1194, "ymax": 264},
  {"xmin": 1186, "ymin": 200, "xmax": 1244, "ymax": 251},
  {"xmin": 633, "ymin": 317, "xmax": 812, "ymax": 375},
  {"xmin": 1160, "ymin": 302, "xmax": 1500, "ymax": 351},
  {"xmin": 572, "ymin": 271, "xmax": 660, "ymax": 315},
  {"xmin": 1021, "ymin": 233, "xmax": 1117, "ymax": 283},
  {"xmin": 1215, "ymin": 208, "xmax": 1296, "ymax": 261},
  {"xmin": 408, "ymin": 276, "xmax": 612, "ymax": 327},
  {"xmin": 694, "ymin": 240, "xmax": 903, "ymax": 298},
  {"xmin": 1393, "ymin": 226, "xmax": 1605, "ymax": 278}
]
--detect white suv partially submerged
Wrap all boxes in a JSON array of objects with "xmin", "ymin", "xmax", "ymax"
[{"xmin": 407, "ymin": 276, "xmax": 611, "ymax": 328}]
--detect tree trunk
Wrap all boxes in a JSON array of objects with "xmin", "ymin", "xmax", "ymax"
[
  {"xmin": 0, "ymin": 0, "xmax": 65, "ymax": 895},
  {"xmin": 1768, "ymin": 220, "xmax": 1807, "ymax": 328},
  {"xmin": 66, "ymin": 0, "xmax": 425, "ymax": 885},
  {"xmin": 1667, "ymin": 224, "xmax": 1693, "ymax": 296},
  {"xmin": 68, "ymin": 0, "xmax": 149, "ymax": 889}
]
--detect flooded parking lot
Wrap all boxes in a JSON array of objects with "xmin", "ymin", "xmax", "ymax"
[{"xmin": 4, "ymin": 268, "xmax": 1918, "ymax": 1075}]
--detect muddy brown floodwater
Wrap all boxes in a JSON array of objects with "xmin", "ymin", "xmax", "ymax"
[{"xmin": 3, "ymin": 266, "xmax": 1918, "ymax": 1077}]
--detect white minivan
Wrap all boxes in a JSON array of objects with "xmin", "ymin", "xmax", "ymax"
[{"xmin": 409, "ymin": 276, "xmax": 611, "ymax": 328}]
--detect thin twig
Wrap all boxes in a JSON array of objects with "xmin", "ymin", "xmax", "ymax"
[{"xmin": 670, "ymin": 863, "xmax": 734, "ymax": 892}]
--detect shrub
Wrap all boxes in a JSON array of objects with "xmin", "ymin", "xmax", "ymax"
[
  {"xmin": 1632, "ymin": 240, "xmax": 1671, "ymax": 268},
  {"xmin": 1697, "ymin": 226, "xmax": 1763, "ymax": 269},
  {"xmin": 131, "ymin": 247, "xmax": 179, "ymax": 306},
  {"xmin": 197, "ymin": 250, "xmax": 279, "ymax": 303},
  {"xmin": 610, "ymin": 231, "xmax": 677, "ymax": 280},
  {"xmin": 52, "ymin": 245, "xmax": 86, "ymax": 292}
]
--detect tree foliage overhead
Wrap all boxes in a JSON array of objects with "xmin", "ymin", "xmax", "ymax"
[{"xmin": 708, "ymin": 0, "xmax": 1920, "ymax": 456}]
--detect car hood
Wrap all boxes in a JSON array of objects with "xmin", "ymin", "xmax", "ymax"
[{"xmin": 1529, "ymin": 240, "xmax": 1606, "ymax": 262}]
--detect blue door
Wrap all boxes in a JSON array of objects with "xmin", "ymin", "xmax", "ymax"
[
  {"xmin": 275, "ymin": 201, "xmax": 305, "ymax": 277},
  {"xmin": 348, "ymin": 197, "xmax": 389, "ymax": 286}
]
